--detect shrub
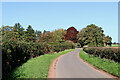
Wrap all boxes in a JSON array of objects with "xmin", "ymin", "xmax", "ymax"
[
  {"xmin": 49, "ymin": 40, "xmax": 75, "ymax": 52},
  {"xmin": 2, "ymin": 40, "xmax": 47, "ymax": 79},
  {"xmin": 2, "ymin": 40, "xmax": 75, "ymax": 79},
  {"xmin": 83, "ymin": 47, "xmax": 120, "ymax": 62}
]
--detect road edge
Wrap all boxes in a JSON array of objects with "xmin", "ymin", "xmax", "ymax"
[
  {"xmin": 47, "ymin": 49, "xmax": 74, "ymax": 78},
  {"xmin": 77, "ymin": 49, "xmax": 118, "ymax": 79}
]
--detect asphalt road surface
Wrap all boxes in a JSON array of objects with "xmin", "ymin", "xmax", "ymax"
[{"xmin": 56, "ymin": 48, "xmax": 113, "ymax": 79}]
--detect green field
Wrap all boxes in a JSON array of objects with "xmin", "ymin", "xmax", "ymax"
[
  {"xmin": 79, "ymin": 49, "xmax": 120, "ymax": 77},
  {"xmin": 10, "ymin": 49, "xmax": 74, "ymax": 79}
]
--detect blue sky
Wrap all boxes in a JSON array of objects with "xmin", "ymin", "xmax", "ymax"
[{"xmin": 2, "ymin": 2, "xmax": 118, "ymax": 43}]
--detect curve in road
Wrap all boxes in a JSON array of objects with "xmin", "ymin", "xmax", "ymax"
[{"xmin": 56, "ymin": 48, "xmax": 113, "ymax": 79}]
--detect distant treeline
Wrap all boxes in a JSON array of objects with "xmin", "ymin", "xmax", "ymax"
[{"xmin": 1, "ymin": 23, "xmax": 113, "ymax": 47}]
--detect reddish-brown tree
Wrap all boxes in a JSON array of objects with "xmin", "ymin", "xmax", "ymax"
[{"xmin": 64, "ymin": 26, "xmax": 79, "ymax": 43}]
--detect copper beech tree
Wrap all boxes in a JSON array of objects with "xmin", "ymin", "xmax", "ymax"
[{"xmin": 64, "ymin": 27, "xmax": 79, "ymax": 43}]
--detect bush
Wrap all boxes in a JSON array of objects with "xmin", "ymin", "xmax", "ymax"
[
  {"xmin": 2, "ymin": 40, "xmax": 47, "ymax": 79},
  {"xmin": 49, "ymin": 40, "xmax": 75, "ymax": 52},
  {"xmin": 83, "ymin": 47, "xmax": 120, "ymax": 62},
  {"xmin": 2, "ymin": 40, "xmax": 75, "ymax": 79},
  {"xmin": 77, "ymin": 43, "xmax": 80, "ymax": 46}
]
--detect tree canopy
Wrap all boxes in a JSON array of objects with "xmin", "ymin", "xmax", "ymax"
[
  {"xmin": 77, "ymin": 24, "xmax": 106, "ymax": 47},
  {"xmin": 2, "ymin": 23, "xmax": 36, "ymax": 42},
  {"xmin": 104, "ymin": 36, "xmax": 112, "ymax": 46},
  {"xmin": 53, "ymin": 29, "xmax": 66, "ymax": 42},
  {"xmin": 64, "ymin": 27, "xmax": 79, "ymax": 43},
  {"xmin": 2, "ymin": 23, "xmax": 112, "ymax": 47}
]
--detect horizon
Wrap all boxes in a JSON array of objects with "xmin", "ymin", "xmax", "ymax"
[{"xmin": 2, "ymin": 2, "xmax": 118, "ymax": 43}]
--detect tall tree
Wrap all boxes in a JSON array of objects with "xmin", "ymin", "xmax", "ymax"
[
  {"xmin": 64, "ymin": 27, "xmax": 79, "ymax": 43},
  {"xmin": 13, "ymin": 23, "xmax": 24, "ymax": 36},
  {"xmin": 77, "ymin": 24, "xmax": 105, "ymax": 47},
  {"xmin": 25, "ymin": 25, "xmax": 36, "ymax": 42}
]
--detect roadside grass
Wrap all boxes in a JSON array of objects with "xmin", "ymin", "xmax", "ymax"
[
  {"xmin": 79, "ymin": 49, "xmax": 120, "ymax": 77},
  {"xmin": 104, "ymin": 44, "xmax": 120, "ymax": 47},
  {"xmin": 111, "ymin": 44, "xmax": 120, "ymax": 47},
  {"xmin": 10, "ymin": 49, "xmax": 74, "ymax": 79}
]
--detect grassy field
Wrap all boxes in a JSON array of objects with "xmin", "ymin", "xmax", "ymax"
[
  {"xmin": 79, "ymin": 49, "xmax": 120, "ymax": 77},
  {"xmin": 10, "ymin": 49, "xmax": 74, "ymax": 79}
]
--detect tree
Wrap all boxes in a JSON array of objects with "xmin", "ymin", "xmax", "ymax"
[
  {"xmin": 12, "ymin": 23, "xmax": 25, "ymax": 41},
  {"xmin": 104, "ymin": 36, "xmax": 112, "ymax": 46},
  {"xmin": 13, "ymin": 23, "xmax": 24, "ymax": 36},
  {"xmin": 25, "ymin": 25, "xmax": 36, "ymax": 42},
  {"xmin": 1, "ymin": 25, "xmax": 18, "ymax": 41},
  {"xmin": 64, "ymin": 27, "xmax": 79, "ymax": 43},
  {"xmin": 77, "ymin": 28, "xmax": 88, "ymax": 47},
  {"xmin": 53, "ymin": 29, "xmax": 66, "ymax": 42},
  {"xmin": 38, "ymin": 30, "xmax": 56, "ymax": 43},
  {"xmin": 77, "ymin": 24, "xmax": 105, "ymax": 47}
]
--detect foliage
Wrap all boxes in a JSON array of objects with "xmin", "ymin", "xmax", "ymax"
[
  {"xmin": 104, "ymin": 36, "xmax": 112, "ymax": 46},
  {"xmin": 24, "ymin": 25, "xmax": 36, "ymax": 42},
  {"xmin": 2, "ymin": 40, "xmax": 75, "ymax": 79},
  {"xmin": 2, "ymin": 23, "xmax": 75, "ymax": 79},
  {"xmin": 77, "ymin": 43, "xmax": 80, "ymax": 46},
  {"xmin": 2, "ymin": 40, "xmax": 45, "ymax": 79},
  {"xmin": 77, "ymin": 24, "xmax": 105, "ymax": 47},
  {"xmin": 83, "ymin": 47, "xmax": 120, "ymax": 62},
  {"xmin": 10, "ymin": 49, "xmax": 74, "ymax": 79},
  {"xmin": 79, "ymin": 49, "xmax": 120, "ymax": 77},
  {"xmin": 52, "ymin": 29, "xmax": 66, "ymax": 42},
  {"xmin": 48, "ymin": 43, "xmax": 58, "ymax": 45},
  {"xmin": 13, "ymin": 23, "xmax": 24, "ymax": 37},
  {"xmin": 2, "ymin": 22, "xmax": 115, "ymax": 79},
  {"xmin": 2, "ymin": 40, "xmax": 74, "ymax": 79},
  {"xmin": 38, "ymin": 31, "xmax": 57, "ymax": 43},
  {"xmin": 64, "ymin": 27, "xmax": 79, "ymax": 43},
  {"xmin": 2, "ymin": 23, "xmax": 36, "ymax": 42},
  {"xmin": 2, "ymin": 26, "xmax": 17, "ymax": 41},
  {"xmin": 39, "ymin": 29, "xmax": 66, "ymax": 43},
  {"xmin": 48, "ymin": 40, "xmax": 75, "ymax": 53}
]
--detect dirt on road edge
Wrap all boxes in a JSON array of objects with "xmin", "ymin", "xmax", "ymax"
[{"xmin": 47, "ymin": 50, "xmax": 74, "ymax": 78}]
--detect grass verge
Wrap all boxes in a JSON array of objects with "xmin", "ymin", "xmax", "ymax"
[
  {"xmin": 79, "ymin": 49, "xmax": 120, "ymax": 77},
  {"xmin": 111, "ymin": 44, "xmax": 120, "ymax": 47},
  {"xmin": 10, "ymin": 49, "xmax": 74, "ymax": 79}
]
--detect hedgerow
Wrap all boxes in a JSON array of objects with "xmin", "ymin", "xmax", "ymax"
[
  {"xmin": 2, "ymin": 40, "xmax": 75, "ymax": 79},
  {"xmin": 83, "ymin": 47, "xmax": 120, "ymax": 62}
]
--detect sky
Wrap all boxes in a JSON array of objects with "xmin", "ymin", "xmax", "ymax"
[{"xmin": 2, "ymin": 2, "xmax": 118, "ymax": 43}]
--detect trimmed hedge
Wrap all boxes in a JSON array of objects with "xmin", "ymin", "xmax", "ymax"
[
  {"xmin": 83, "ymin": 47, "xmax": 120, "ymax": 62},
  {"xmin": 51, "ymin": 41, "xmax": 75, "ymax": 52},
  {"xmin": 2, "ymin": 40, "xmax": 75, "ymax": 79}
]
